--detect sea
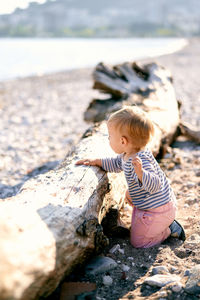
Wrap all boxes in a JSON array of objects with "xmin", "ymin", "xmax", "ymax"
[{"xmin": 0, "ymin": 37, "xmax": 187, "ymax": 81}]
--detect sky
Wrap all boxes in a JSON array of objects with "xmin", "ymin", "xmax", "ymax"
[{"xmin": 0, "ymin": 0, "xmax": 46, "ymax": 15}]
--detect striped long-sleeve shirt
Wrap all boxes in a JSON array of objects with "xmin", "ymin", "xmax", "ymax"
[{"xmin": 101, "ymin": 148, "xmax": 176, "ymax": 210}]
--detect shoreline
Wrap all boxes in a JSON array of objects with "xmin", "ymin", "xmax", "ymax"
[{"xmin": 0, "ymin": 37, "xmax": 187, "ymax": 83}]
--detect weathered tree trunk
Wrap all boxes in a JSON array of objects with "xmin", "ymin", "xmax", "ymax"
[
  {"xmin": 0, "ymin": 61, "xmax": 181, "ymax": 300},
  {"xmin": 85, "ymin": 61, "xmax": 180, "ymax": 156},
  {"xmin": 0, "ymin": 123, "xmax": 127, "ymax": 300}
]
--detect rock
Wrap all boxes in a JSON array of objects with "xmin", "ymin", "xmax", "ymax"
[
  {"xmin": 184, "ymin": 270, "xmax": 191, "ymax": 277},
  {"xmin": 144, "ymin": 274, "xmax": 181, "ymax": 287},
  {"xmin": 85, "ymin": 256, "xmax": 117, "ymax": 275},
  {"xmin": 152, "ymin": 266, "xmax": 169, "ymax": 275},
  {"xmin": 121, "ymin": 264, "xmax": 130, "ymax": 272},
  {"xmin": 171, "ymin": 282, "xmax": 183, "ymax": 292},
  {"xmin": 185, "ymin": 182, "xmax": 195, "ymax": 189},
  {"xmin": 167, "ymin": 162, "xmax": 175, "ymax": 170},
  {"xmin": 159, "ymin": 290, "xmax": 168, "ymax": 297},
  {"xmin": 185, "ymin": 265, "xmax": 200, "ymax": 295},
  {"xmin": 103, "ymin": 276, "xmax": 113, "ymax": 286},
  {"xmin": 109, "ymin": 244, "xmax": 120, "ymax": 254},
  {"xmin": 190, "ymin": 234, "xmax": 200, "ymax": 241},
  {"xmin": 118, "ymin": 248, "xmax": 125, "ymax": 254},
  {"xmin": 128, "ymin": 257, "xmax": 134, "ymax": 261},
  {"xmin": 170, "ymin": 266, "xmax": 178, "ymax": 274}
]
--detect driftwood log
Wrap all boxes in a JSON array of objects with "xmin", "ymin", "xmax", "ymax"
[
  {"xmin": 85, "ymin": 61, "xmax": 200, "ymax": 146},
  {"xmin": 0, "ymin": 61, "xmax": 197, "ymax": 300},
  {"xmin": 85, "ymin": 61, "xmax": 180, "ymax": 156},
  {"xmin": 179, "ymin": 121, "xmax": 200, "ymax": 144},
  {"xmin": 0, "ymin": 123, "xmax": 127, "ymax": 300}
]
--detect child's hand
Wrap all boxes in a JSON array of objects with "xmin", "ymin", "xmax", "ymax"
[
  {"xmin": 75, "ymin": 158, "xmax": 102, "ymax": 167},
  {"xmin": 132, "ymin": 155, "xmax": 143, "ymax": 182}
]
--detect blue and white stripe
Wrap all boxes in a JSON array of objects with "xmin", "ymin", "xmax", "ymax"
[{"xmin": 101, "ymin": 148, "xmax": 175, "ymax": 210}]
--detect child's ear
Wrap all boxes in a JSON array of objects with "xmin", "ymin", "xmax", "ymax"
[{"xmin": 121, "ymin": 136, "xmax": 128, "ymax": 145}]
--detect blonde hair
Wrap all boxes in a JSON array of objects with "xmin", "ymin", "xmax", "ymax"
[{"xmin": 108, "ymin": 106, "xmax": 155, "ymax": 149}]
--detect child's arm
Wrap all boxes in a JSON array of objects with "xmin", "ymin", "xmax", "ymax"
[
  {"xmin": 76, "ymin": 156, "xmax": 123, "ymax": 173},
  {"xmin": 132, "ymin": 155, "xmax": 143, "ymax": 182},
  {"xmin": 76, "ymin": 158, "xmax": 102, "ymax": 167},
  {"xmin": 131, "ymin": 155, "xmax": 161, "ymax": 193}
]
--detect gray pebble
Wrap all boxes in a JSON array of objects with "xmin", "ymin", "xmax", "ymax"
[
  {"xmin": 103, "ymin": 275, "xmax": 113, "ymax": 286},
  {"xmin": 121, "ymin": 264, "xmax": 130, "ymax": 272},
  {"xmin": 109, "ymin": 244, "xmax": 120, "ymax": 254},
  {"xmin": 171, "ymin": 282, "xmax": 183, "ymax": 292},
  {"xmin": 184, "ymin": 269, "xmax": 191, "ymax": 277},
  {"xmin": 185, "ymin": 264, "xmax": 200, "ymax": 295},
  {"xmin": 152, "ymin": 266, "xmax": 169, "ymax": 275},
  {"xmin": 85, "ymin": 256, "xmax": 117, "ymax": 275},
  {"xmin": 144, "ymin": 274, "xmax": 181, "ymax": 287}
]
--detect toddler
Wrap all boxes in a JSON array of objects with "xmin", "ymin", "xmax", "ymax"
[{"xmin": 76, "ymin": 106, "xmax": 185, "ymax": 248}]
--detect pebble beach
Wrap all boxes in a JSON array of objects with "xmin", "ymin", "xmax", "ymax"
[
  {"xmin": 0, "ymin": 38, "xmax": 200, "ymax": 299},
  {"xmin": 0, "ymin": 38, "xmax": 199, "ymax": 200},
  {"xmin": 0, "ymin": 67, "xmax": 101, "ymax": 198}
]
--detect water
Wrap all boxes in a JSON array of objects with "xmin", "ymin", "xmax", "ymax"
[{"xmin": 0, "ymin": 37, "xmax": 187, "ymax": 81}]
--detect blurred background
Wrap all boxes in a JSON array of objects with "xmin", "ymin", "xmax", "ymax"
[{"xmin": 0, "ymin": 0, "xmax": 199, "ymax": 80}]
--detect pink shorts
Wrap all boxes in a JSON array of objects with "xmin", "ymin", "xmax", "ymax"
[{"xmin": 130, "ymin": 201, "xmax": 176, "ymax": 248}]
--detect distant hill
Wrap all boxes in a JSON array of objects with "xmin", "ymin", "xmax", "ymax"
[{"xmin": 0, "ymin": 0, "xmax": 200, "ymax": 37}]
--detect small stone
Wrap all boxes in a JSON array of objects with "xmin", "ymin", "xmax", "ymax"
[
  {"xmin": 186, "ymin": 196, "xmax": 197, "ymax": 204},
  {"xmin": 171, "ymin": 282, "xmax": 182, "ymax": 292},
  {"xmin": 122, "ymin": 264, "xmax": 130, "ymax": 272},
  {"xmin": 170, "ymin": 266, "xmax": 178, "ymax": 273},
  {"xmin": 85, "ymin": 256, "xmax": 117, "ymax": 275},
  {"xmin": 144, "ymin": 274, "xmax": 181, "ymax": 287},
  {"xmin": 152, "ymin": 266, "xmax": 169, "ymax": 275},
  {"xmin": 103, "ymin": 275, "xmax": 113, "ymax": 286},
  {"xmin": 174, "ymin": 156, "xmax": 183, "ymax": 164},
  {"xmin": 118, "ymin": 248, "xmax": 125, "ymax": 254},
  {"xmin": 159, "ymin": 290, "xmax": 167, "ymax": 297},
  {"xmin": 185, "ymin": 264, "xmax": 200, "ymax": 295},
  {"xmin": 109, "ymin": 244, "xmax": 120, "ymax": 254},
  {"xmin": 185, "ymin": 182, "xmax": 195, "ymax": 189},
  {"xmin": 184, "ymin": 270, "xmax": 191, "ymax": 277},
  {"xmin": 164, "ymin": 153, "xmax": 172, "ymax": 159},
  {"xmin": 190, "ymin": 234, "xmax": 200, "ymax": 241},
  {"xmin": 167, "ymin": 162, "xmax": 175, "ymax": 170}
]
